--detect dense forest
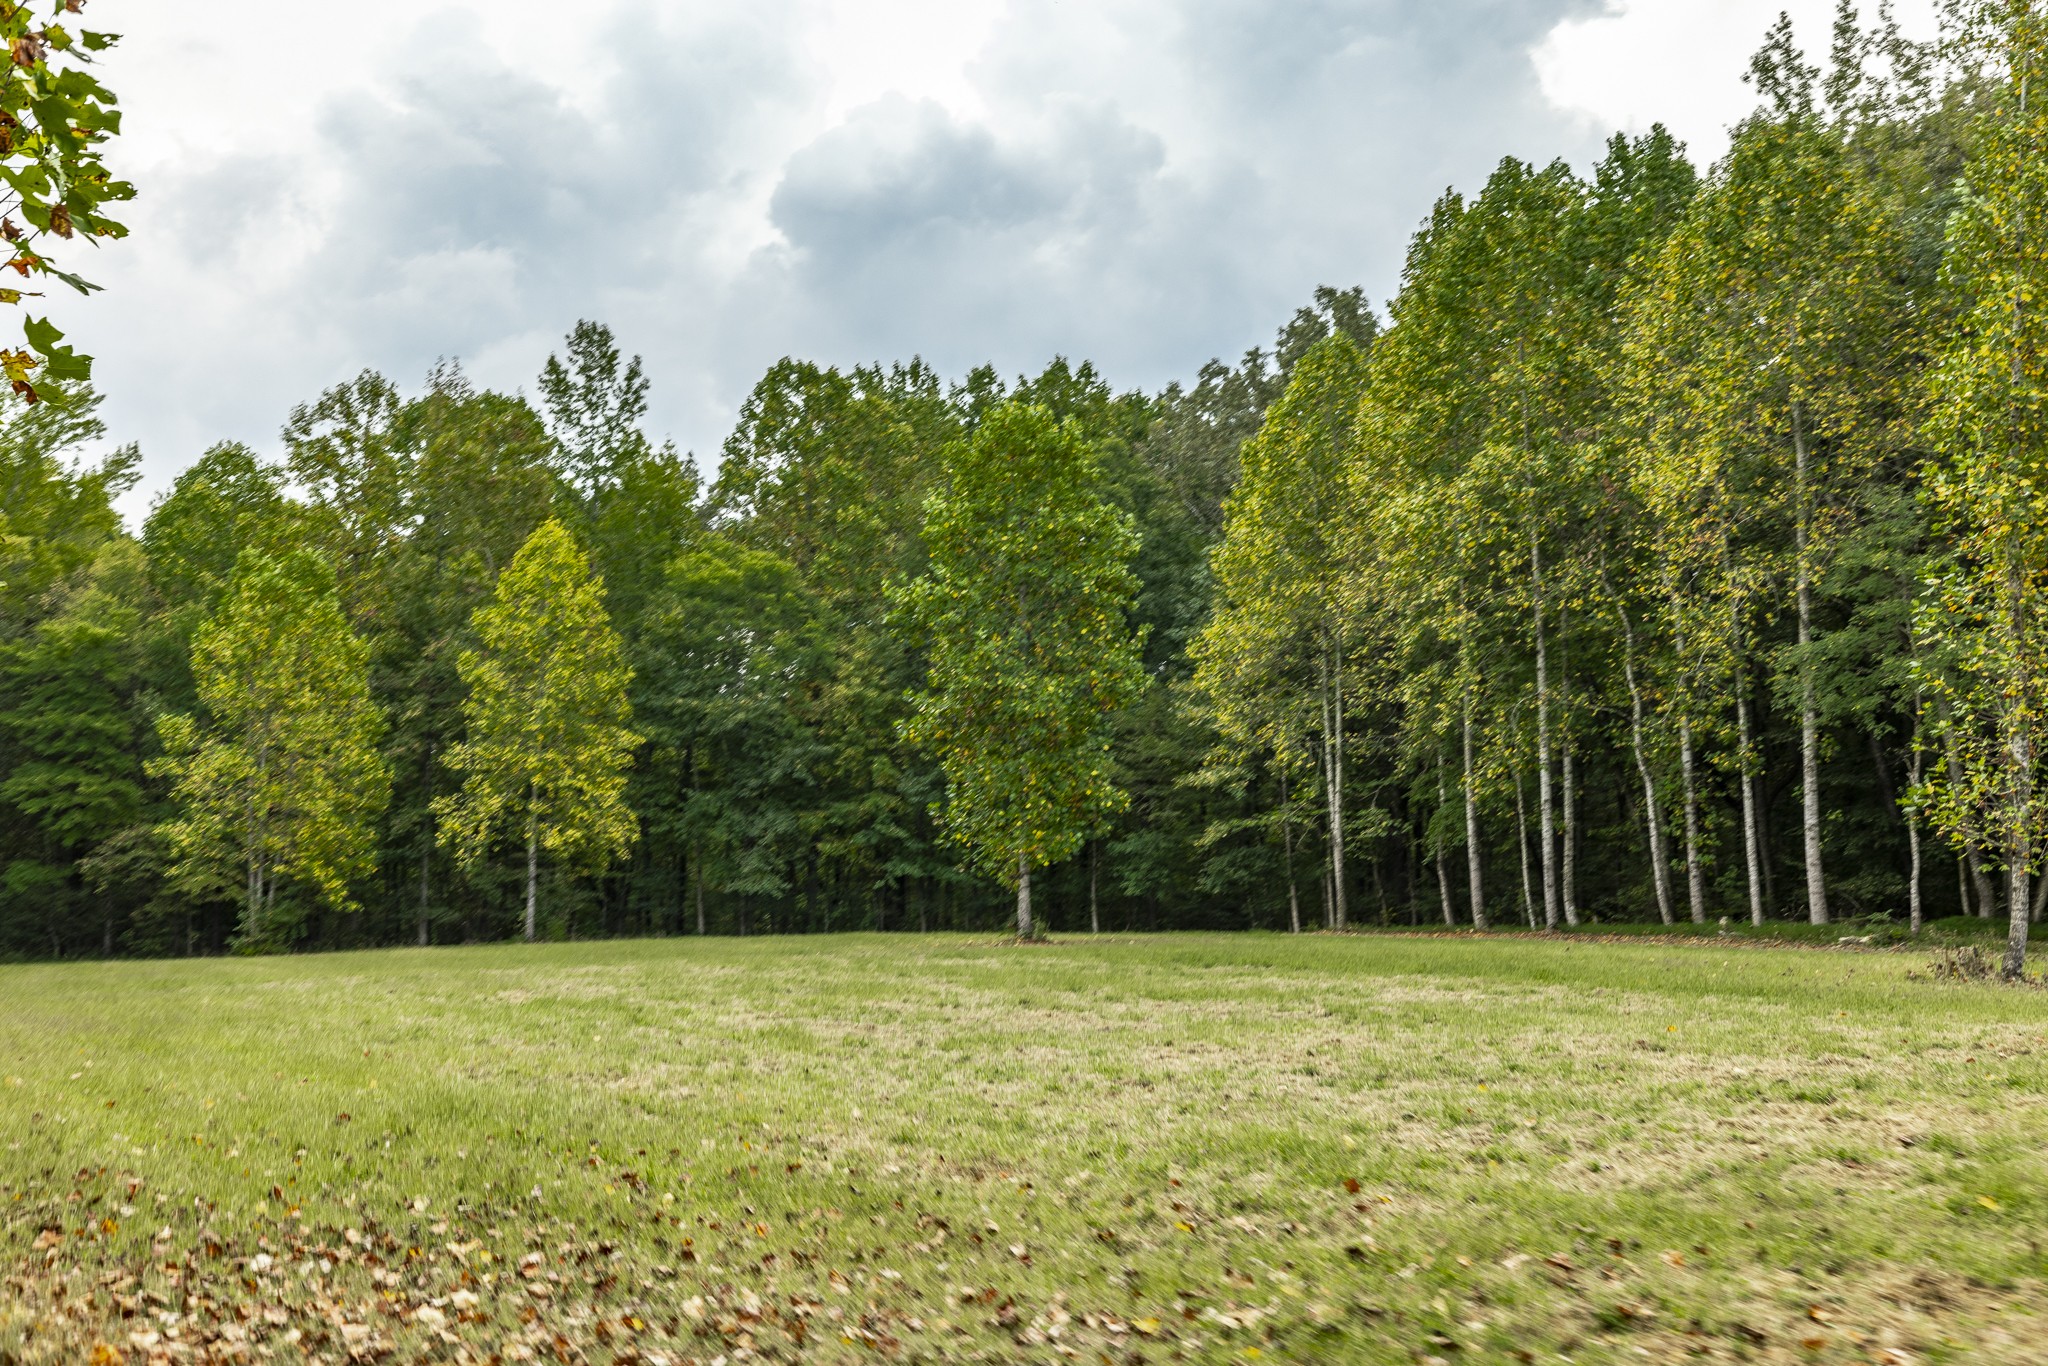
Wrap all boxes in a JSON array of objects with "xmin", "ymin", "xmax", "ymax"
[{"xmin": 5, "ymin": 4, "xmax": 2048, "ymax": 970}]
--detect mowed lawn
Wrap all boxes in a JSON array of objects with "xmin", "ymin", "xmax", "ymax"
[{"xmin": 4, "ymin": 935, "xmax": 2048, "ymax": 1365}]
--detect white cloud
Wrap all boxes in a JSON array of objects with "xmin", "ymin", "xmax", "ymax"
[{"xmin": 1532, "ymin": 0, "xmax": 1939, "ymax": 164}]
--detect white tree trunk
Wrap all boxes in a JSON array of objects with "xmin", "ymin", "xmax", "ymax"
[
  {"xmin": 1793, "ymin": 401, "xmax": 1829, "ymax": 925},
  {"xmin": 1515, "ymin": 764, "xmax": 1538, "ymax": 928},
  {"xmin": 2002, "ymin": 67, "xmax": 2031, "ymax": 979},
  {"xmin": 1617, "ymin": 600, "xmax": 1675, "ymax": 926},
  {"xmin": 2004, "ymin": 547, "xmax": 2032, "ymax": 978},
  {"xmin": 1321, "ymin": 647, "xmax": 1349, "ymax": 929},
  {"xmin": 1679, "ymin": 712, "xmax": 1706, "ymax": 924},
  {"xmin": 1670, "ymin": 593, "xmax": 1706, "ymax": 923},
  {"xmin": 1561, "ymin": 740, "xmax": 1580, "ymax": 927},
  {"xmin": 1462, "ymin": 686, "xmax": 1486, "ymax": 929},
  {"xmin": 1735, "ymin": 670, "xmax": 1766, "ymax": 926},
  {"xmin": 1532, "ymin": 530, "xmax": 1559, "ymax": 929}
]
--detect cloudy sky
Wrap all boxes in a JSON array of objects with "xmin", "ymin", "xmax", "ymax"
[{"xmin": 50, "ymin": 0, "xmax": 1936, "ymax": 514}]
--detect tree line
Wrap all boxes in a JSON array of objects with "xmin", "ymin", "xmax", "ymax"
[{"xmin": 4, "ymin": 3, "xmax": 2047, "ymax": 973}]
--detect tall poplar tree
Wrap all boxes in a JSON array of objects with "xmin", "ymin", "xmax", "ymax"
[
  {"xmin": 1925, "ymin": 0, "xmax": 2048, "ymax": 978},
  {"xmin": 1197, "ymin": 335, "xmax": 1372, "ymax": 928},
  {"xmin": 898, "ymin": 400, "xmax": 1145, "ymax": 938},
  {"xmin": 153, "ymin": 550, "xmax": 388, "ymax": 949},
  {"xmin": 436, "ymin": 518, "xmax": 639, "ymax": 941},
  {"xmin": 1625, "ymin": 27, "xmax": 1908, "ymax": 925}
]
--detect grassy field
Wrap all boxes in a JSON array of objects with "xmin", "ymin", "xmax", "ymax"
[{"xmin": 4, "ymin": 934, "xmax": 2048, "ymax": 1365}]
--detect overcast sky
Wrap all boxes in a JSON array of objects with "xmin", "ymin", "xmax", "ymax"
[{"xmin": 51, "ymin": 0, "xmax": 1936, "ymax": 515}]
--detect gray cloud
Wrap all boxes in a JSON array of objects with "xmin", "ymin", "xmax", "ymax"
[{"xmin": 63, "ymin": 0, "xmax": 1628, "ymax": 510}]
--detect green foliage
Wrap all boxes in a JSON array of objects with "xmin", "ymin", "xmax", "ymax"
[
  {"xmin": 141, "ymin": 443, "xmax": 296, "ymax": 626},
  {"xmin": 435, "ymin": 519, "xmax": 639, "ymax": 937},
  {"xmin": 898, "ymin": 401, "xmax": 1146, "ymax": 891},
  {"xmin": 6, "ymin": 5, "xmax": 2043, "ymax": 956},
  {"xmin": 1197, "ymin": 333, "xmax": 1368, "ymax": 769},
  {"xmin": 539, "ymin": 323, "xmax": 702, "ymax": 631},
  {"xmin": 634, "ymin": 536, "xmax": 820, "ymax": 914},
  {"xmin": 152, "ymin": 551, "xmax": 388, "ymax": 949},
  {"xmin": 0, "ymin": 1, "xmax": 132, "ymax": 404},
  {"xmin": 1922, "ymin": 0, "xmax": 2048, "ymax": 972},
  {"xmin": 0, "ymin": 385, "xmax": 133, "ymax": 633}
]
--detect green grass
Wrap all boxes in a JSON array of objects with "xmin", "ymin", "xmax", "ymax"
[{"xmin": 5, "ymin": 934, "xmax": 2048, "ymax": 1364}]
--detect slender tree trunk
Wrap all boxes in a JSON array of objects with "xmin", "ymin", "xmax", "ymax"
[
  {"xmin": 1792, "ymin": 400, "xmax": 1829, "ymax": 925},
  {"xmin": 1969, "ymin": 844, "xmax": 1996, "ymax": 918},
  {"xmin": 524, "ymin": 793, "xmax": 539, "ymax": 944},
  {"xmin": 1280, "ymin": 764, "xmax": 1302, "ymax": 934},
  {"xmin": 1959, "ymin": 854, "xmax": 1973, "ymax": 920},
  {"xmin": 694, "ymin": 853, "xmax": 706, "ymax": 935},
  {"xmin": 1908, "ymin": 812, "xmax": 1925, "ymax": 935},
  {"xmin": 246, "ymin": 853, "xmax": 263, "ymax": 945},
  {"xmin": 1462, "ymin": 684, "xmax": 1486, "ymax": 929},
  {"xmin": 1515, "ymin": 761, "xmax": 1537, "ymax": 928},
  {"xmin": 1907, "ymin": 703, "xmax": 1925, "ymax": 934},
  {"xmin": 1735, "ymin": 668, "xmax": 1767, "ymax": 926},
  {"xmin": 1016, "ymin": 853, "xmax": 1033, "ymax": 940},
  {"xmin": 1722, "ymin": 561, "xmax": 1767, "ymax": 927},
  {"xmin": 1532, "ymin": 530, "xmax": 1559, "ymax": 929},
  {"xmin": 1616, "ymin": 594, "xmax": 1675, "ymax": 925},
  {"xmin": 1090, "ymin": 840, "xmax": 1100, "ymax": 934},
  {"xmin": 1436, "ymin": 764, "xmax": 1456, "ymax": 926},
  {"xmin": 1321, "ymin": 838, "xmax": 1334, "ymax": 929},
  {"xmin": 1321, "ymin": 645, "xmax": 1349, "ymax": 929},
  {"xmin": 1561, "ymin": 741, "xmax": 1580, "ymax": 927},
  {"xmin": 1679, "ymin": 712, "xmax": 1706, "ymax": 923},
  {"xmin": 2005, "ymin": 543, "xmax": 2033, "ymax": 978},
  {"xmin": 418, "ymin": 844, "xmax": 433, "ymax": 948},
  {"xmin": 1670, "ymin": 592, "xmax": 1707, "ymax": 923},
  {"xmin": 1947, "ymin": 730, "xmax": 1999, "ymax": 917},
  {"xmin": 2003, "ymin": 66, "xmax": 2032, "ymax": 980}
]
